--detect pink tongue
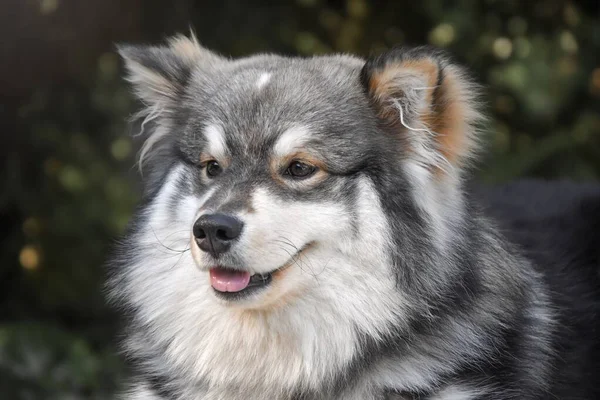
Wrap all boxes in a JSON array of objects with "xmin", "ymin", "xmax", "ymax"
[{"xmin": 209, "ymin": 268, "xmax": 251, "ymax": 292}]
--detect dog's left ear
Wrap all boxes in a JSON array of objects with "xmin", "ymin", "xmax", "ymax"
[
  {"xmin": 361, "ymin": 47, "xmax": 483, "ymax": 177},
  {"xmin": 118, "ymin": 34, "xmax": 224, "ymax": 110},
  {"xmin": 118, "ymin": 34, "xmax": 225, "ymax": 169}
]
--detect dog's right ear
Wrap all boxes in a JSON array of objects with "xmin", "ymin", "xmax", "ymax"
[
  {"xmin": 118, "ymin": 34, "xmax": 224, "ymax": 110},
  {"xmin": 361, "ymin": 47, "xmax": 483, "ymax": 178}
]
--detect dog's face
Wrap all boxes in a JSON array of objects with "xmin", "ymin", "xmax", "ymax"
[
  {"xmin": 177, "ymin": 53, "xmax": 383, "ymax": 309},
  {"xmin": 117, "ymin": 36, "xmax": 481, "ymax": 313}
]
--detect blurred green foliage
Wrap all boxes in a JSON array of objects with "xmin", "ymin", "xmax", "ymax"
[{"xmin": 1, "ymin": 0, "xmax": 599, "ymax": 398}]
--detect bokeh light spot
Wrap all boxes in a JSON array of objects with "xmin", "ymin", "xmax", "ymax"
[
  {"xmin": 560, "ymin": 31, "xmax": 578, "ymax": 54},
  {"xmin": 428, "ymin": 23, "xmax": 455, "ymax": 47},
  {"xmin": 59, "ymin": 166, "xmax": 87, "ymax": 192},
  {"xmin": 110, "ymin": 138, "xmax": 132, "ymax": 161},
  {"xmin": 493, "ymin": 37, "xmax": 513, "ymax": 60},
  {"xmin": 20, "ymin": 246, "xmax": 40, "ymax": 271}
]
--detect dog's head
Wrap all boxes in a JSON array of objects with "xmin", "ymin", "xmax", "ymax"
[
  {"xmin": 112, "ymin": 35, "xmax": 487, "ymax": 392},
  {"xmin": 116, "ymin": 35, "xmax": 482, "ymax": 313}
]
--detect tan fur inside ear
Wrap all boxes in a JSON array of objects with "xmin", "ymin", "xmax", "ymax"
[
  {"xmin": 426, "ymin": 67, "xmax": 468, "ymax": 166},
  {"xmin": 366, "ymin": 56, "xmax": 481, "ymax": 174},
  {"xmin": 368, "ymin": 60, "xmax": 439, "ymax": 122}
]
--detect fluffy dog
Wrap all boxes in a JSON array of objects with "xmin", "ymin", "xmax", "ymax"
[{"xmin": 108, "ymin": 35, "xmax": 600, "ymax": 399}]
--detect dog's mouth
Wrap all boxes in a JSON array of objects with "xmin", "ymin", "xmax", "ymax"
[
  {"xmin": 209, "ymin": 268, "xmax": 273, "ymax": 293},
  {"xmin": 208, "ymin": 242, "xmax": 313, "ymax": 300}
]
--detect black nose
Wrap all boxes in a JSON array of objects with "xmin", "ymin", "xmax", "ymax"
[{"xmin": 193, "ymin": 213, "xmax": 244, "ymax": 257}]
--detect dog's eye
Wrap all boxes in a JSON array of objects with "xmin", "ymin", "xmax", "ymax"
[
  {"xmin": 205, "ymin": 160, "xmax": 222, "ymax": 177},
  {"xmin": 285, "ymin": 161, "xmax": 316, "ymax": 179}
]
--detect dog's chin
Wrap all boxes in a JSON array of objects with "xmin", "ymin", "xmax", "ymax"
[{"xmin": 190, "ymin": 240, "xmax": 314, "ymax": 309}]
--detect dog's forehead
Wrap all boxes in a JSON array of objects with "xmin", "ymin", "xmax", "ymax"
[{"xmin": 184, "ymin": 55, "xmax": 367, "ymax": 150}]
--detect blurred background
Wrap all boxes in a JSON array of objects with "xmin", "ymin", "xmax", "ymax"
[{"xmin": 0, "ymin": 0, "xmax": 599, "ymax": 398}]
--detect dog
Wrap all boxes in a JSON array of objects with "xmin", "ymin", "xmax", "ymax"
[{"xmin": 108, "ymin": 34, "xmax": 600, "ymax": 399}]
